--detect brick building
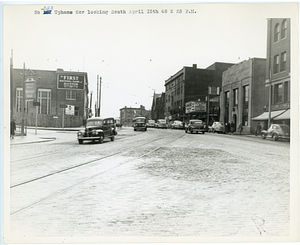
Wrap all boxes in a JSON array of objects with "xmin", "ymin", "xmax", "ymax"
[
  {"xmin": 150, "ymin": 92, "xmax": 165, "ymax": 122},
  {"xmin": 220, "ymin": 58, "xmax": 266, "ymax": 133},
  {"xmin": 11, "ymin": 67, "xmax": 89, "ymax": 128},
  {"xmin": 164, "ymin": 63, "xmax": 234, "ymax": 124},
  {"xmin": 252, "ymin": 18, "xmax": 290, "ymax": 128},
  {"xmin": 119, "ymin": 105, "xmax": 150, "ymax": 127}
]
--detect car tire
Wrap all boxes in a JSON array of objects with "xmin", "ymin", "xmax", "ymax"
[
  {"xmin": 78, "ymin": 139, "xmax": 83, "ymax": 144},
  {"xmin": 202, "ymin": 131, "xmax": 205, "ymax": 134},
  {"xmin": 99, "ymin": 134, "xmax": 104, "ymax": 143},
  {"xmin": 261, "ymin": 135, "xmax": 266, "ymax": 139},
  {"xmin": 273, "ymin": 133, "xmax": 279, "ymax": 141},
  {"xmin": 110, "ymin": 136, "xmax": 115, "ymax": 141},
  {"xmin": 185, "ymin": 129, "xmax": 188, "ymax": 133}
]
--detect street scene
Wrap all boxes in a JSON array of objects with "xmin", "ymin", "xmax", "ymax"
[
  {"xmin": 3, "ymin": 2, "xmax": 299, "ymax": 244},
  {"xmin": 10, "ymin": 126, "xmax": 290, "ymax": 239}
]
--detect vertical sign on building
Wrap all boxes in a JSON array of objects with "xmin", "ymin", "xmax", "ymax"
[{"xmin": 24, "ymin": 77, "xmax": 36, "ymax": 99}]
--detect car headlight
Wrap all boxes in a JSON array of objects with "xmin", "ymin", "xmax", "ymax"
[
  {"xmin": 78, "ymin": 132, "xmax": 83, "ymax": 136},
  {"xmin": 92, "ymin": 130, "xmax": 97, "ymax": 134}
]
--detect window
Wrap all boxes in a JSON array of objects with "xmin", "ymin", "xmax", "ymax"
[
  {"xmin": 38, "ymin": 89, "xmax": 51, "ymax": 114},
  {"xmin": 66, "ymin": 90, "xmax": 76, "ymax": 100},
  {"xmin": 233, "ymin": 89, "xmax": 238, "ymax": 106},
  {"xmin": 274, "ymin": 83, "xmax": 283, "ymax": 103},
  {"xmin": 281, "ymin": 19, "xmax": 287, "ymax": 39},
  {"xmin": 274, "ymin": 23, "xmax": 280, "ymax": 42},
  {"xmin": 16, "ymin": 88, "xmax": 23, "ymax": 112},
  {"xmin": 273, "ymin": 55, "xmax": 279, "ymax": 74},
  {"xmin": 284, "ymin": 82, "xmax": 289, "ymax": 102},
  {"xmin": 280, "ymin": 52, "xmax": 287, "ymax": 72},
  {"xmin": 75, "ymin": 107, "xmax": 79, "ymax": 116}
]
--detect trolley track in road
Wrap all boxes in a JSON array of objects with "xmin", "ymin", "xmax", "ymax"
[{"xmin": 11, "ymin": 130, "xmax": 186, "ymax": 216}]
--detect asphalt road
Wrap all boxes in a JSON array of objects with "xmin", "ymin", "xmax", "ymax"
[{"xmin": 8, "ymin": 127, "xmax": 291, "ymax": 242}]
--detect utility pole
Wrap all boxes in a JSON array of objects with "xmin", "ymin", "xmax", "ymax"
[
  {"xmin": 21, "ymin": 62, "xmax": 26, "ymax": 136},
  {"xmin": 96, "ymin": 75, "xmax": 99, "ymax": 117},
  {"xmin": 268, "ymin": 69, "xmax": 272, "ymax": 128},
  {"xmin": 10, "ymin": 50, "xmax": 13, "ymax": 122},
  {"xmin": 98, "ymin": 77, "xmax": 102, "ymax": 117}
]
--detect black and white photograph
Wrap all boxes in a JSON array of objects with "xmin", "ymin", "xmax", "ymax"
[{"xmin": 2, "ymin": 1, "xmax": 299, "ymax": 244}]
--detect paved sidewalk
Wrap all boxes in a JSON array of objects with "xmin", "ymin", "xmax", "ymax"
[{"xmin": 10, "ymin": 127, "xmax": 81, "ymax": 145}]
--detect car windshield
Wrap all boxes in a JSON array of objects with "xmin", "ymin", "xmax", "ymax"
[
  {"xmin": 158, "ymin": 120, "xmax": 166, "ymax": 123},
  {"xmin": 191, "ymin": 121, "xmax": 202, "ymax": 125},
  {"xmin": 86, "ymin": 120, "xmax": 103, "ymax": 127},
  {"xmin": 135, "ymin": 118, "xmax": 146, "ymax": 123}
]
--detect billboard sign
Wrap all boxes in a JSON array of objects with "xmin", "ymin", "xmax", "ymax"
[
  {"xmin": 24, "ymin": 78, "xmax": 36, "ymax": 99},
  {"xmin": 57, "ymin": 75, "xmax": 84, "ymax": 90},
  {"xmin": 185, "ymin": 101, "xmax": 206, "ymax": 113}
]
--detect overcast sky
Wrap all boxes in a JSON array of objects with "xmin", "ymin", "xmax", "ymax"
[{"xmin": 3, "ymin": 2, "xmax": 298, "ymax": 118}]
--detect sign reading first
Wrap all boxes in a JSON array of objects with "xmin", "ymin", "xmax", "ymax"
[{"xmin": 58, "ymin": 75, "xmax": 84, "ymax": 90}]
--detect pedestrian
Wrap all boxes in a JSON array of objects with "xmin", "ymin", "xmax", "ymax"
[
  {"xmin": 10, "ymin": 119, "xmax": 16, "ymax": 139},
  {"xmin": 255, "ymin": 122, "xmax": 262, "ymax": 136},
  {"xmin": 230, "ymin": 121, "xmax": 235, "ymax": 134},
  {"xmin": 227, "ymin": 122, "xmax": 231, "ymax": 134},
  {"xmin": 238, "ymin": 123, "xmax": 243, "ymax": 135}
]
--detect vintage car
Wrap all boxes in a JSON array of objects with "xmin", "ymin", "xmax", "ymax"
[
  {"xmin": 77, "ymin": 117, "xmax": 117, "ymax": 144},
  {"xmin": 185, "ymin": 119, "xmax": 207, "ymax": 134},
  {"xmin": 133, "ymin": 117, "xmax": 147, "ymax": 131},
  {"xmin": 261, "ymin": 124, "xmax": 290, "ymax": 141},
  {"xmin": 208, "ymin": 121, "xmax": 225, "ymax": 133},
  {"xmin": 156, "ymin": 119, "xmax": 167, "ymax": 129},
  {"xmin": 147, "ymin": 119, "xmax": 156, "ymax": 128},
  {"xmin": 171, "ymin": 120, "xmax": 184, "ymax": 129}
]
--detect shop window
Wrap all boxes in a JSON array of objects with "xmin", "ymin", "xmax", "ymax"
[
  {"xmin": 284, "ymin": 82, "xmax": 289, "ymax": 102},
  {"xmin": 75, "ymin": 107, "xmax": 79, "ymax": 116}
]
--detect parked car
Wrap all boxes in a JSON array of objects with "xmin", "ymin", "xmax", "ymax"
[
  {"xmin": 171, "ymin": 120, "xmax": 184, "ymax": 129},
  {"xmin": 156, "ymin": 119, "xmax": 167, "ymax": 129},
  {"xmin": 185, "ymin": 119, "xmax": 207, "ymax": 134},
  {"xmin": 261, "ymin": 124, "xmax": 290, "ymax": 141},
  {"xmin": 208, "ymin": 122, "xmax": 225, "ymax": 133},
  {"xmin": 77, "ymin": 117, "xmax": 117, "ymax": 144},
  {"xmin": 147, "ymin": 120, "xmax": 156, "ymax": 128}
]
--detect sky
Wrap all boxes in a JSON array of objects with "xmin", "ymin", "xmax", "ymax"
[{"xmin": 3, "ymin": 2, "xmax": 299, "ymax": 118}]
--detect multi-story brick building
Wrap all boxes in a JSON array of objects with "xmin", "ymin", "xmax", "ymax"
[
  {"xmin": 11, "ymin": 67, "xmax": 89, "ymax": 128},
  {"xmin": 150, "ymin": 92, "xmax": 165, "ymax": 122},
  {"xmin": 220, "ymin": 58, "xmax": 266, "ymax": 133},
  {"xmin": 164, "ymin": 63, "xmax": 234, "ymax": 124},
  {"xmin": 119, "ymin": 105, "xmax": 150, "ymax": 127},
  {"xmin": 252, "ymin": 18, "xmax": 290, "ymax": 128}
]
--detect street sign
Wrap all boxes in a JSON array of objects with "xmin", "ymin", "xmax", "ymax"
[{"xmin": 33, "ymin": 102, "xmax": 40, "ymax": 106}]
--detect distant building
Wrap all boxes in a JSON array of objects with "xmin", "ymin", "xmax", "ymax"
[
  {"xmin": 11, "ymin": 68, "xmax": 89, "ymax": 128},
  {"xmin": 220, "ymin": 58, "xmax": 266, "ymax": 133},
  {"xmin": 252, "ymin": 18, "xmax": 290, "ymax": 128},
  {"xmin": 164, "ymin": 63, "xmax": 234, "ymax": 124},
  {"xmin": 119, "ymin": 105, "xmax": 150, "ymax": 127},
  {"xmin": 150, "ymin": 92, "xmax": 165, "ymax": 122}
]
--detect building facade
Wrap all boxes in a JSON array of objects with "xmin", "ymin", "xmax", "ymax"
[
  {"xmin": 220, "ymin": 58, "xmax": 266, "ymax": 133},
  {"xmin": 119, "ymin": 105, "xmax": 150, "ymax": 127},
  {"xmin": 11, "ymin": 68, "xmax": 89, "ymax": 128},
  {"xmin": 150, "ymin": 92, "xmax": 165, "ymax": 122},
  {"xmin": 253, "ymin": 18, "xmax": 291, "ymax": 127},
  {"xmin": 164, "ymin": 63, "xmax": 234, "ymax": 124}
]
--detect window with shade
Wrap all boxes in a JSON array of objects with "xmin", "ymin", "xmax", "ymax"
[
  {"xmin": 281, "ymin": 19, "xmax": 287, "ymax": 39},
  {"xmin": 274, "ymin": 23, "xmax": 280, "ymax": 42}
]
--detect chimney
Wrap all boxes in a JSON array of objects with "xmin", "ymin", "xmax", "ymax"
[{"xmin": 193, "ymin": 64, "xmax": 197, "ymax": 68}]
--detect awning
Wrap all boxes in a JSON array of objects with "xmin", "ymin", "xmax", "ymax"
[
  {"xmin": 273, "ymin": 109, "xmax": 290, "ymax": 120},
  {"xmin": 251, "ymin": 110, "xmax": 286, "ymax": 120}
]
